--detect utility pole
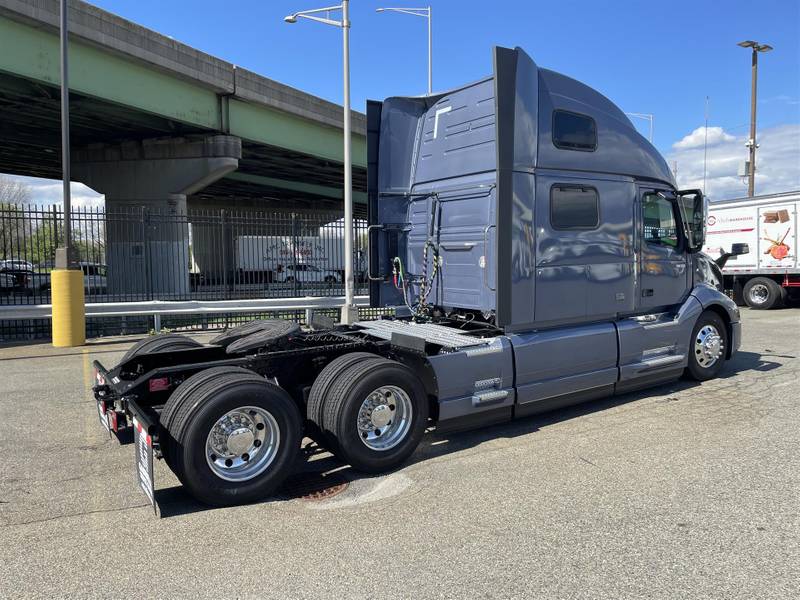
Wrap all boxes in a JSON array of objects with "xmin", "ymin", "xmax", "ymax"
[
  {"xmin": 703, "ymin": 96, "xmax": 709, "ymax": 195},
  {"xmin": 376, "ymin": 6, "xmax": 433, "ymax": 94},
  {"xmin": 737, "ymin": 40, "xmax": 773, "ymax": 197},
  {"xmin": 284, "ymin": 1, "xmax": 356, "ymax": 324},
  {"xmin": 58, "ymin": 0, "xmax": 72, "ymax": 268},
  {"xmin": 52, "ymin": 0, "xmax": 85, "ymax": 347}
]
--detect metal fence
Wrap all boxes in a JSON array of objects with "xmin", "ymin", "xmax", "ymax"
[{"xmin": 1, "ymin": 204, "xmax": 369, "ymax": 306}]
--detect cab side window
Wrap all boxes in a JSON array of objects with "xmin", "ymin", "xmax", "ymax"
[
  {"xmin": 551, "ymin": 186, "xmax": 599, "ymax": 230},
  {"xmin": 642, "ymin": 193, "xmax": 679, "ymax": 248},
  {"xmin": 552, "ymin": 110, "xmax": 597, "ymax": 151}
]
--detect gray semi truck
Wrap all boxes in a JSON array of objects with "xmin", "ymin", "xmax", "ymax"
[{"xmin": 93, "ymin": 47, "xmax": 741, "ymax": 510}]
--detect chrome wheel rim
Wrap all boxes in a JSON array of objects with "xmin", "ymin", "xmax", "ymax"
[
  {"xmin": 205, "ymin": 406, "xmax": 280, "ymax": 482},
  {"xmin": 356, "ymin": 385, "xmax": 413, "ymax": 451},
  {"xmin": 695, "ymin": 324, "xmax": 724, "ymax": 369},
  {"xmin": 748, "ymin": 284, "xmax": 769, "ymax": 305}
]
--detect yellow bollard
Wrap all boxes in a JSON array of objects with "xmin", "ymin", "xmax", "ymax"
[{"xmin": 51, "ymin": 269, "xmax": 86, "ymax": 347}]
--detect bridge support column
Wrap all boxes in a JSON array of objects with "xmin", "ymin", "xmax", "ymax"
[{"xmin": 72, "ymin": 135, "xmax": 241, "ymax": 298}]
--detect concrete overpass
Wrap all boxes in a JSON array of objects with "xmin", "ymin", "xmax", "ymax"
[
  {"xmin": 0, "ymin": 0, "xmax": 367, "ymax": 212},
  {"xmin": 0, "ymin": 0, "xmax": 369, "ymax": 294}
]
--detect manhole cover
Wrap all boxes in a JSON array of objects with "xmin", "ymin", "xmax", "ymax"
[{"xmin": 279, "ymin": 471, "xmax": 349, "ymax": 501}]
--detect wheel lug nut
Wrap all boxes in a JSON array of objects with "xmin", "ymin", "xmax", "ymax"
[
  {"xmin": 374, "ymin": 429, "xmax": 381, "ymax": 436},
  {"xmin": 225, "ymin": 458, "xmax": 233, "ymax": 467},
  {"xmin": 389, "ymin": 404, "xmax": 395, "ymax": 411},
  {"xmin": 362, "ymin": 432, "xmax": 368, "ymax": 439},
  {"xmin": 210, "ymin": 454, "xmax": 217, "ymax": 461},
  {"xmin": 242, "ymin": 453, "xmax": 250, "ymax": 462},
  {"xmin": 253, "ymin": 439, "xmax": 262, "ymax": 447},
  {"xmin": 256, "ymin": 422, "xmax": 264, "ymax": 430}
]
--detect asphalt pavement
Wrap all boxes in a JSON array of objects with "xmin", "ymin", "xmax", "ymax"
[{"xmin": 0, "ymin": 309, "xmax": 798, "ymax": 599}]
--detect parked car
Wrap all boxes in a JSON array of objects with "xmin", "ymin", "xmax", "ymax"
[
  {"xmin": 81, "ymin": 262, "xmax": 108, "ymax": 295},
  {"xmin": 0, "ymin": 272, "xmax": 29, "ymax": 295},
  {"xmin": 0, "ymin": 266, "xmax": 35, "ymax": 294},
  {"xmin": 276, "ymin": 263, "xmax": 341, "ymax": 284},
  {"xmin": 0, "ymin": 259, "xmax": 34, "ymax": 272}
]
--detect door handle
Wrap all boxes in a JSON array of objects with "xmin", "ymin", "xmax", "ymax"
[{"xmin": 440, "ymin": 242, "xmax": 476, "ymax": 251}]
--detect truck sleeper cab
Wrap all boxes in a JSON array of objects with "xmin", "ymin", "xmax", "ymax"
[{"xmin": 92, "ymin": 47, "xmax": 740, "ymax": 509}]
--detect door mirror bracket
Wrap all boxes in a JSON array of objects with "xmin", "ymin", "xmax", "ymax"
[{"xmin": 676, "ymin": 189, "xmax": 705, "ymax": 253}]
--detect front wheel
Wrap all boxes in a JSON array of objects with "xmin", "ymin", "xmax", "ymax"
[{"xmin": 686, "ymin": 311, "xmax": 728, "ymax": 381}]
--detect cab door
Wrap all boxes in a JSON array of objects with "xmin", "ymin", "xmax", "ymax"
[{"xmin": 637, "ymin": 188, "xmax": 690, "ymax": 311}]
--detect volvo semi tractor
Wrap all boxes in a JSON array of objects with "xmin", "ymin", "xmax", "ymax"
[
  {"xmin": 93, "ymin": 47, "xmax": 741, "ymax": 510},
  {"xmin": 705, "ymin": 190, "xmax": 799, "ymax": 309}
]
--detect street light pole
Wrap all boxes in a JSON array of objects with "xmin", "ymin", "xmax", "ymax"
[
  {"xmin": 59, "ymin": 0, "xmax": 72, "ymax": 267},
  {"xmin": 625, "ymin": 112, "xmax": 654, "ymax": 143},
  {"xmin": 376, "ymin": 6, "xmax": 432, "ymax": 94},
  {"xmin": 51, "ymin": 0, "xmax": 85, "ymax": 347},
  {"xmin": 285, "ymin": 2, "xmax": 356, "ymax": 324},
  {"xmin": 737, "ymin": 40, "xmax": 773, "ymax": 197},
  {"xmin": 341, "ymin": 1, "xmax": 354, "ymax": 323}
]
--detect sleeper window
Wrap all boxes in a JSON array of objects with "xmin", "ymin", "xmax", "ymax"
[
  {"xmin": 551, "ymin": 187, "xmax": 599, "ymax": 230},
  {"xmin": 642, "ymin": 193, "xmax": 679, "ymax": 248},
  {"xmin": 553, "ymin": 110, "xmax": 597, "ymax": 151}
]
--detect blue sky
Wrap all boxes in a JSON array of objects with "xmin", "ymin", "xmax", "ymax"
[
  {"xmin": 87, "ymin": 0, "xmax": 799, "ymax": 153},
  {"xmin": 9, "ymin": 0, "xmax": 800, "ymax": 203}
]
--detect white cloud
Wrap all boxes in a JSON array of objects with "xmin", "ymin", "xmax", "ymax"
[
  {"xmin": 667, "ymin": 123, "xmax": 800, "ymax": 201},
  {"xmin": 1, "ymin": 174, "xmax": 104, "ymax": 208},
  {"xmin": 672, "ymin": 126, "xmax": 735, "ymax": 150}
]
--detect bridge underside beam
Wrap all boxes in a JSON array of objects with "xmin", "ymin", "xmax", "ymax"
[
  {"xmin": 0, "ymin": 15, "xmax": 367, "ymax": 168},
  {"xmin": 0, "ymin": 71, "xmax": 367, "ymax": 203}
]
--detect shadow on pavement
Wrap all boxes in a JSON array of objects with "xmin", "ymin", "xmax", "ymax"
[{"xmin": 154, "ymin": 348, "xmax": 788, "ymax": 518}]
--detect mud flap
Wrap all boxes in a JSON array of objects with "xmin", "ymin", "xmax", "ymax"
[{"xmin": 133, "ymin": 416, "xmax": 159, "ymax": 517}]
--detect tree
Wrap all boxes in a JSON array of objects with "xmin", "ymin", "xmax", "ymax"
[
  {"xmin": 0, "ymin": 175, "xmax": 31, "ymax": 205},
  {"xmin": 0, "ymin": 175, "xmax": 32, "ymax": 260}
]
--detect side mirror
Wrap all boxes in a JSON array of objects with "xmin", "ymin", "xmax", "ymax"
[
  {"xmin": 677, "ymin": 189, "xmax": 705, "ymax": 253},
  {"xmin": 731, "ymin": 243, "xmax": 750, "ymax": 256},
  {"xmin": 714, "ymin": 243, "xmax": 750, "ymax": 269}
]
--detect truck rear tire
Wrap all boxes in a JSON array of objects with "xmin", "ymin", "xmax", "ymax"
[
  {"xmin": 121, "ymin": 334, "xmax": 202, "ymax": 362},
  {"xmin": 743, "ymin": 277, "xmax": 784, "ymax": 310},
  {"xmin": 160, "ymin": 366, "xmax": 253, "ymax": 469},
  {"xmin": 165, "ymin": 368, "xmax": 302, "ymax": 506},
  {"xmin": 322, "ymin": 358, "xmax": 428, "ymax": 474},
  {"xmin": 686, "ymin": 311, "xmax": 728, "ymax": 381},
  {"xmin": 306, "ymin": 352, "xmax": 384, "ymax": 446}
]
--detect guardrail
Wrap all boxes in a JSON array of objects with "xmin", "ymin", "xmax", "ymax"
[{"xmin": 0, "ymin": 295, "xmax": 370, "ymax": 332}]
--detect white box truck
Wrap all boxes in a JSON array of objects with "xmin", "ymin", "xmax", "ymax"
[
  {"xmin": 235, "ymin": 231, "xmax": 366, "ymax": 283},
  {"xmin": 705, "ymin": 190, "xmax": 799, "ymax": 309}
]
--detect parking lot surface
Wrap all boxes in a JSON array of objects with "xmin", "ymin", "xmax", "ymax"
[{"xmin": 1, "ymin": 309, "xmax": 798, "ymax": 599}]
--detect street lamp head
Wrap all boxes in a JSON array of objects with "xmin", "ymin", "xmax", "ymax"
[
  {"xmin": 757, "ymin": 44, "xmax": 773, "ymax": 53},
  {"xmin": 284, "ymin": 14, "xmax": 298, "ymax": 23},
  {"xmin": 737, "ymin": 40, "xmax": 757, "ymax": 48},
  {"xmin": 375, "ymin": 8, "xmax": 385, "ymax": 12}
]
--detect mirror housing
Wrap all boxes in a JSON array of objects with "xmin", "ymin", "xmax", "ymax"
[
  {"xmin": 715, "ymin": 242, "xmax": 750, "ymax": 269},
  {"xmin": 731, "ymin": 242, "xmax": 750, "ymax": 256},
  {"xmin": 677, "ymin": 189, "xmax": 705, "ymax": 253}
]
